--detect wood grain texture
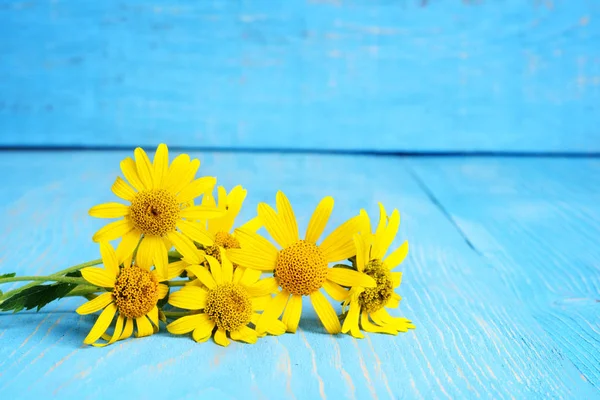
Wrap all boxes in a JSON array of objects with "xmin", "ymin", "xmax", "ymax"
[
  {"xmin": 409, "ymin": 157, "xmax": 600, "ymax": 392},
  {"xmin": 1, "ymin": 151, "xmax": 598, "ymax": 399},
  {"xmin": 0, "ymin": 1, "xmax": 599, "ymax": 152}
]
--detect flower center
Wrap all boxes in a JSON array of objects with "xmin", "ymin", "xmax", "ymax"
[
  {"xmin": 204, "ymin": 231, "xmax": 241, "ymax": 262},
  {"xmin": 358, "ymin": 259, "xmax": 393, "ymax": 313},
  {"xmin": 129, "ymin": 189, "xmax": 180, "ymax": 237},
  {"xmin": 275, "ymin": 240, "xmax": 328, "ymax": 296},
  {"xmin": 113, "ymin": 265, "xmax": 159, "ymax": 319},
  {"xmin": 205, "ymin": 283, "xmax": 252, "ymax": 331}
]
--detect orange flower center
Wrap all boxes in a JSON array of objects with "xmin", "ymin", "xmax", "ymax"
[
  {"xmin": 205, "ymin": 283, "xmax": 252, "ymax": 331},
  {"xmin": 113, "ymin": 265, "xmax": 159, "ymax": 318},
  {"xmin": 275, "ymin": 240, "xmax": 328, "ymax": 296},
  {"xmin": 129, "ymin": 189, "xmax": 180, "ymax": 236}
]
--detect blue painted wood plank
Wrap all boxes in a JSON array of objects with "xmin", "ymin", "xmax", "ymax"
[
  {"xmin": 409, "ymin": 157, "xmax": 600, "ymax": 391},
  {"xmin": 0, "ymin": 0, "xmax": 599, "ymax": 152},
  {"xmin": 0, "ymin": 151, "xmax": 597, "ymax": 399}
]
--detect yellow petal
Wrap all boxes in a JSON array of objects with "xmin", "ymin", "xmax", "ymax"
[
  {"xmin": 353, "ymin": 234, "xmax": 366, "ymax": 272},
  {"xmin": 214, "ymin": 328, "xmax": 230, "ymax": 347},
  {"xmin": 230, "ymin": 326, "xmax": 258, "ymax": 344},
  {"xmin": 384, "ymin": 241, "xmax": 409, "ymax": 270},
  {"xmin": 305, "ymin": 196, "xmax": 334, "ymax": 243},
  {"xmin": 176, "ymin": 220, "xmax": 215, "ymax": 247},
  {"xmin": 233, "ymin": 265, "xmax": 244, "ymax": 284},
  {"xmin": 245, "ymin": 277, "xmax": 279, "ymax": 297},
  {"xmin": 275, "ymin": 191, "xmax": 299, "ymax": 245},
  {"xmin": 258, "ymin": 203, "xmax": 293, "ymax": 248},
  {"xmin": 116, "ymin": 229, "xmax": 141, "ymax": 266},
  {"xmin": 167, "ymin": 313, "xmax": 206, "ymax": 335},
  {"xmin": 170, "ymin": 158, "xmax": 200, "ymax": 195},
  {"xmin": 251, "ymin": 294, "xmax": 272, "ymax": 311},
  {"xmin": 371, "ymin": 309, "xmax": 412, "ymax": 332},
  {"xmin": 360, "ymin": 311, "xmax": 397, "ymax": 335},
  {"xmin": 89, "ymin": 202, "xmax": 129, "ymax": 219},
  {"xmin": 227, "ymin": 249, "xmax": 276, "ymax": 272},
  {"xmin": 111, "ymin": 176, "xmax": 136, "ymax": 201},
  {"xmin": 237, "ymin": 216, "xmax": 262, "ymax": 233},
  {"xmin": 169, "ymin": 286, "xmax": 208, "ymax": 310},
  {"xmin": 148, "ymin": 305, "xmax": 159, "ymax": 327},
  {"xmin": 76, "ymin": 292, "xmax": 114, "ymax": 315},
  {"xmin": 153, "ymin": 143, "xmax": 169, "ymax": 189},
  {"xmin": 192, "ymin": 315, "xmax": 215, "ymax": 342},
  {"xmin": 99, "ymin": 241, "xmax": 119, "ymax": 277},
  {"xmin": 81, "ymin": 267, "xmax": 115, "ymax": 288},
  {"xmin": 282, "ymin": 294, "xmax": 302, "ymax": 333},
  {"xmin": 92, "ymin": 315, "xmax": 125, "ymax": 348},
  {"xmin": 166, "ymin": 231, "xmax": 203, "ymax": 264},
  {"xmin": 233, "ymin": 229, "xmax": 279, "ymax": 259},
  {"xmin": 391, "ymin": 272, "xmax": 402, "ymax": 288},
  {"xmin": 341, "ymin": 300, "xmax": 363, "ymax": 338},
  {"xmin": 83, "ymin": 303, "xmax": 117, "ymax": 344},
  {"xmin": 204, "ymin": 255, "xmax": 222, "ymax": 284},
  {"xmin": 327, "ymin": 268, "xmax": 376, "ymax": 288},
  {"xmin": 255, "ymin": 290, "xmax": 289, "ymax": 334},
  {"xmin": 322, "ymin": 280, "xmax": 349, "ymax": 302},
  {"xmin": 135, "ymin": 315, "xmax": 154, "ymax": 337},
  {"xmin": 209, "ymin": 185, "xmax": 247, "ymax": 234},
  {"xmin": 136, "ymin": 236, "xmax": 154, "ymax": 271},
  {"xmin": 220, "ymin": 248, "xmax": 233, "ymax": 283},
  {"xmin": 158, "ymin": 283, "xmax": 169, "ymax": 299},
  {"xmin": 320, "ymin": 214, "xmax": 367, "ymax": 262},
  {"xmin": 372, "ymin": 209, "xmax": 400, "ymax": 260},
  {"xmin": 360, "ymin": 209, "xmax": 371, "ymax": 235},
  {"xmin": 120, "ymin": 157, "xmax": 145, "ymax": 192},
  {"xmin": 92, "ymin": 219, "xmax": 135, "ymax": 243},
  {"xmin": 134, "ymin": 147, "xmax": 155, "ymax": 190},
  {"xmin": 186, "ymin": 264, "xmax": 216, "ymax": 289},
  {"xmin": 120, "ymin": 317, "xmax": 134, "ymax": 340},
  {"xmin": 179, "ymin": 205, "xmax": 225, "ymax": 220},
  {"xmin": 310, "ymin": 291, "xmax": 341, "ymax": 334},
  {"xmin": 177, "ymin": 177, "xmax": 217, "ymax": 203},
  {"xmin": 239, "ymin": 267, "xmax": 262, "ymax": 286},
  {"xmin": 374, "ymin": 203, "xmax": 387, "ymax": 243},
  {"xmin": 386, "ymin": 293, "xmax": 401, "ymax": 309},
  {"xmin": 152, "ymin": 236, "xmax": 169, "ymax": 279}
]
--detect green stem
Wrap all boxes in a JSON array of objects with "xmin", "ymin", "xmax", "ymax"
[
  {"xmin": 167, "ymin": 281, "xmax": 187, "ymax": 287},
  {"xmin": 64, "ymin": 285, "xmax": 104, "ymax": 298},
  {"xmin": 163, "ymin": 311, "xmax": 192, "ymax": 318},
  {"xmin": 0, "ymin": 276, "xmax": 89, "ymax": 285},
  {"xmin": 0, "ymin": 258, "xmax": 102, "ymax": 303}
]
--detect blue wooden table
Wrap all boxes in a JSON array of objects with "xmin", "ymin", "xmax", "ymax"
[{"xmin": 1, "ymin": 1, "xmax": 599, "ymax": 399}]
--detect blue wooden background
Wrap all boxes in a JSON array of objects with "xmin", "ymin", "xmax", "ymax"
[
  {"xmin": 0, "ymin": 0, "xmax": 599, "ymax": 152},
  {"xmin": 1, "ymin": 1, "xmax": 600, "ymax": 399}
]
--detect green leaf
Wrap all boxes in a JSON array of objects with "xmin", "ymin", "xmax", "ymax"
[
  {"xmin": 0, "ymin": 272, "xmax": 16, "ymax": 279},
  {"xmin": 0, "ymin": 282, "xmax": 78, "ymax": 313},
  {"xmin": 332, "ymin": 263, "xmax": 357, "ymax": 271},
  {"xmin": 65, "ymin": 270, "xmax": 82, "ymax": 278},
  {"xmin": 157, "ymin": 287, "xmax": 170, "ymax": 308}
]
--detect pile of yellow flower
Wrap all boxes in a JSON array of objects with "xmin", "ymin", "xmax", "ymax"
[{"xmin": 0, "ymin": 144, "xmax": 414, "ymax": 347}]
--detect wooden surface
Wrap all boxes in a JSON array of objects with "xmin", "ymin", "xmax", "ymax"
[
  {"xmin": 1, "ymin": 151, "xmax": 599, "ymax": 399},
  {"xmin": 1, "ymin": 1, "xmax": 599, "ymax": 152}
]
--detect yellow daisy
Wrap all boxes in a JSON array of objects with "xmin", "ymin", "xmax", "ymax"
[
  {"xmin": 166, "ymin": 248, "xmax": 285, "ymax": 346},
  {"xmin": 192, "ymin": 185, "xmax": 262, "ymax": 261},
  {"xmin": 228, "ymin": 191, "xmax": 377, "ymax": 335},
  {"xmin": 76, "ymin": 242, "xmax": 170, "ymax": 347},
  {"xmin": 89, "ymin": 144, "xmax": 224, "ymax": 279},
  {"xmin": 341, "ymin": 204, "xmax": 415, "ymax": 338}
]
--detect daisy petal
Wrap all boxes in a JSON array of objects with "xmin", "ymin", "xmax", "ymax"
[
  {"xmin": 92, "ymin": 219, "xmax": 135, "ymax": 243},
  {"xmin": 282, "ymin": 294, "xmax": 302, "ymax": 333},
  {"xmin": 116, "ymin": 229, "xmax": 141, "ymax": 266},
  {"xmin": 158, "ymin": 283, "xmax": 169, "ymax": 299},
  {"xmin": 89, "ymin": 202, "xmax": 129, "ymax": 219},
  {"xmin": 136, "ymin": 237, "xmax": 154, "ymax": 271},
  {"xmin": 81, "ymin": 267, "xmax": 115, "ymax": 288},
  {"xmin": 76, "ymin": 292, "xmax": 114, "ymax": 315},
  {"xmin": 166, "ymin": 231, "xmax": 203, "ymax": 264},
  {"xmin": 322, "ymin": 280, "xmax": 349, "ymax": 302},
  {"xmin": 83, "ymin": 303, "xmax": 117, "ymax": 345},
  {"xmin": 386, "ymin": 293, "xmax": 401, "ymax": 309},
  {"xmin": 276, "ymin": 191, "xmax": 299, "ymax": 245},
  {"xmin": 238, "ymin": 216, "xmax": 262, "ymax": 233},
  {"xmin": 186, "ymin": 264, "xmax": 217, "ymax": 289},
  {"xmin": 305, "ymin": 196, "xmax": 334, "ymax": 243},
  {"xmin": 135, "ymin": 315, "xmax": 154, "ymax": 337},
  {"xmin": 214, "ymin": 328, "xmax": 230, "ymax": 347},
  {"xmin": 391, "ymin": 272, "xmax": 402, "ymax": 287},
  {"xmin": 120, "ymin": 317, "xmax": 134, "ymax": 340},
  {"xmin": 255, "ymin": 290, "xmax": 290, "ymax": 334},
  {"xmin": 320, "ymin": 214, "xmax": 367, "ymax": 263},
  {"xmin": 342, "ymin": 300, "xmax": 363, "ymax": 338},
  {"xmin": 134, "ymin": 147, "xmax": 155, "ymax": 190},
  {"xmin": 179, "ymin": 206, "xmax": 225, "ymax": 221},
  {"xmin": 148, "ymin": 306, "xmax": 159, "ymax": 327},
  {"xmin": 167, "ymin": 314, "xmax": 206, "ymax": 335},
  {"xmin": 327, "ymin": 268, "xmax": 376, "ymax": 288},
  {"xmin": 192, "ymin": 315, "xmax": 215, "ymax": 342},
  {"xmin": 220, "ymin": 249, "xmax": 233, "ymax": 283},
  {"xmin": 245, "ymin": 277, "xmax": 279, "ymax": 297},
  {"xmin": 233, "ymin": 229, "xmax": 279, "ymax": 259},
  {"xmin": 92, "ymin": 315, "xmax": 125, "ymax": 348},
  {"xmin": 153, "ymin": 143, "xmax": 169, "ymax": 188},
  {"xmin": 163, "ymin": 154, "xmax": 191, "ymax": 191},
  {"xmin": 361, "ymin": 311, "xmax": 397, "ymax": 334},
  {"xmin": 372, "ymin": 209, "xmax": 400, "ymax": 260},
  {"xmin": 99, "ymin": 242, "xmax": 119, "ymax": 277},
  {"xmin": 120, "ymin": 157, "xmax": 145, "ymax": 192},
  {"xmin": 384, "ymin": 241, "xmax": 409, "ymax": 270},
  {"xmin": 169, "ymin": 286, "xmax": 208, "ymax": 310},
  {"xmin": 230, "ymin": 326, "xmax": 258, "ymax": 344},
  {"xmin": 176, "ymin": 220, "xmax": 215, "ymax": 247},
  {"xmin": 310, "ymin": 291, "xmax": 341, "ymax": 334},
  {"xmin": 374, "ymin": 203, "xmax": 387, "ymax": 243},
  {"xmin": 111, "ymin": 176, "xmax": 136, "ymax": 201},
  {"xmin": 205, "ymin": 255, "xmax": 222, "ymax": 284},
  {"xmin": 170, "ymin": 158, "xmax": 200, "ymax": 195},
  {"xmin": 258, "ymin": 203, "xmax": 293, "ymax": 248},
  {"xmin": 227, "ymin": 249, "xmax": 276, "ymax": 272},
  {"xmin": 152, "ymin": 237, "xmax": 169, "ymax": 279},
  {"xmin": 177, "ymin": 177, "xmax": 217, "ymax": 203}
]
